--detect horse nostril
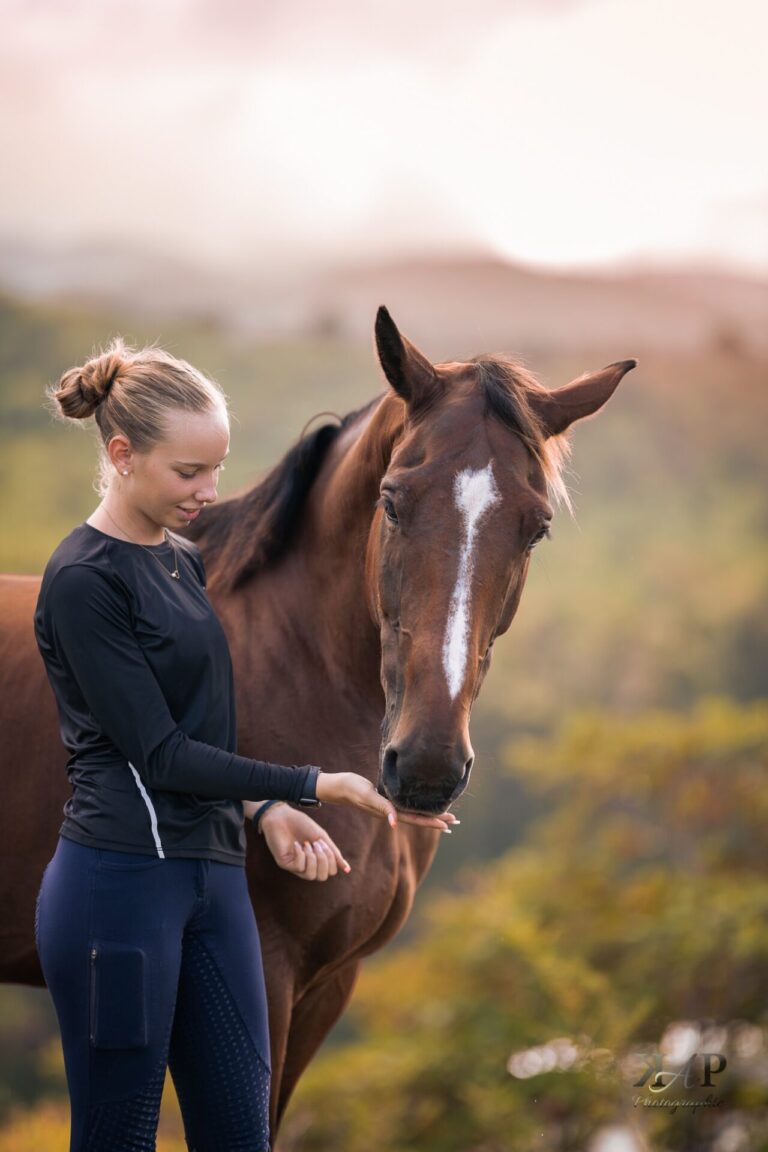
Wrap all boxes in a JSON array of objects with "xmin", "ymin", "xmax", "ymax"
[
  {"xmin": 462, "ymin": 755, "xmax": 474, "ymax": 779},
  {"xmin": 382, "ymin": 746, "xmax": 399, "ymax": 791}
]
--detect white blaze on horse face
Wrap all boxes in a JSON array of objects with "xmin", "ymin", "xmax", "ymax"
[{"xmin": 442, "ymin": 463, "xmax": 501, "ymax": 701}]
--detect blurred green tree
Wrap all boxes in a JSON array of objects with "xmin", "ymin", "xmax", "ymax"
[{"xmin": 280, "ymin": 698, "xmax": 768, "ymax": 1152}]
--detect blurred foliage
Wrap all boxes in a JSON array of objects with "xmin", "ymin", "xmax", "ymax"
[
  {"xmin": 0, "ymin": 988, "xmax": 58, "ymax": 1117},
  {"xmin": 0, "ymin": 1022, "xmax": 186, "ymax": 1151},
  {"xmin": 281, "ymin": 698, "xmax": 768, "ymax": 1152},
  {"xmin": 0, "ymin": 1070, "xmax": 187, "ymax": 1152}
]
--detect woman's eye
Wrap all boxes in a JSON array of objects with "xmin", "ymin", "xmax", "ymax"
[{"xmin": 178, "ymin": 464, "xmax": 225, "ymax": 481}]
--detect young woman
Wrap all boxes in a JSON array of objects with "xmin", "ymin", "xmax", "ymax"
[{"xmin": 33, "ymin": 339, "xmax": 456, "ymax": 1152}]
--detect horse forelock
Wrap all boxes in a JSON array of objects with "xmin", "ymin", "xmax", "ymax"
[{"xmin": 471, "ymin": 356, "xmax": 574, "ymax": 516}]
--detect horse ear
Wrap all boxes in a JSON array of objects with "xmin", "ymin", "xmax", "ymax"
[
  {"xmin": 529, "ymin": 359, "xmax": 637, "ymax": 438},
  {"xmin": 375, "ymin": 306, "xmax": 439, "ymax": 410}
]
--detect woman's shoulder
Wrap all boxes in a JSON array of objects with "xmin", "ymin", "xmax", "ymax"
[
  {"xmin": 35, "ymin": 529, "xmax": 133, "ymax": 644},
  {"xmin": 41, "ymin": 524, "xmax": 121, "ymax": 585},
  {"xmin": 40, "ymin": 526, "xmax": 131, "ymax": 602}
]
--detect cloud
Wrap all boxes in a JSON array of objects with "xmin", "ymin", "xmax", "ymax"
[
  {"xmin": 0, "ymin": 0, "xmax": 765, "ymax": 275},
  {"xmin": 183, "ymin": 0, "xmax": 585, "ymax": 63},
  {"xmin": 2, "ymin": 0, "xmax": 586, "ymax": 72}
]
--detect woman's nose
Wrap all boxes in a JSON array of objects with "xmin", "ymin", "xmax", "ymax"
[{"xmin": 195, "ymin": 478, "xmax": 219, "ymax": 504}]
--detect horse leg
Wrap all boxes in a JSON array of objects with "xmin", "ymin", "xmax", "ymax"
[{"xmin": 274, "ymin": 961, "xmax": 360, "ymax": 1131}]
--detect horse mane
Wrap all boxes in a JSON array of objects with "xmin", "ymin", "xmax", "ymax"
[
  {"xmin": 471, "ymin": 356, "xmax": 574, "ymax": 515},
  {"xmin": 185, "ymin": 397, "xmax": 379, "ymax": 592}
]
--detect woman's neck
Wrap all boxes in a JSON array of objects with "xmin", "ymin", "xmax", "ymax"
[{"xmin": 87, "ymin": 500, "xmax": 166, "ymax": 546}]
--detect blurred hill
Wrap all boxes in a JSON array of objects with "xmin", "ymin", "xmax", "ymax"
[
  {"xmin": 1, "ymin": 236, "xmax": 765, "ymax": 355},
  {"xmin": 303, "ymin": 257, "xmax": 768, "ymax": 357}
]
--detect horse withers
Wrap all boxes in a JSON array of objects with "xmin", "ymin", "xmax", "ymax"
[{"xmin": 0, "ymin": 307, "xmax": 635, "ymax": 1131}]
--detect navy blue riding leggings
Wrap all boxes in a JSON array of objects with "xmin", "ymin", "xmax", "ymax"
[{"xmin": 35, "ymin": 835, "xmax": 273, "ymax": 1152}]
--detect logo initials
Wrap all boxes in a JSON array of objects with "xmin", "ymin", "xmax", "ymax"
[{"xmin": 633, "ymin": 1052, "xmax": 727, "ymax": 1091}]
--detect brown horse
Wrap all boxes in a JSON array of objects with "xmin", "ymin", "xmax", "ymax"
[{"xmin": 0, "ymin": 307, "xmax": 635, "ymax": 1132}]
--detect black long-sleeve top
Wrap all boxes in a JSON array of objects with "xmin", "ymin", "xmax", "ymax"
[{"xmin": 33, "ymin": 522, "xmax": 319, "ymax": 865}]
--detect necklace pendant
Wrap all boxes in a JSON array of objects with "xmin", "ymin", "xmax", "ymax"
[{"xmin": 171, "ymin": 569, "xmax": 181, "ymax": 579}]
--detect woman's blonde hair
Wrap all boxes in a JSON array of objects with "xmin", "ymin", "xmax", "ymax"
[{"xmin": 47, "ymin": 337, "xmax": 229, "ymax": 497}]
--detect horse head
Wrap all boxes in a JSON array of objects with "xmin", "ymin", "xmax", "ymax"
[{"xmin": 367, "ymin": 306, "xmax": 636, "ymax": 815}]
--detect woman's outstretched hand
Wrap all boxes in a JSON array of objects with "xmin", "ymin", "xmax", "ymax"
[
  {"xmin": 253, "ymin": 802, "xmax": 352, "ymax": 881},
  {"xmin": 315, "ymin": 771, "xmax": 459, "ymax": 833}
]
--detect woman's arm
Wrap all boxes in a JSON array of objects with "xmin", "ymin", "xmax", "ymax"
[
  {"xmin": 44, "ymin": 564, "xmax": 317, "ymax": 803},
  {"xmin": 45, "ymin": 564, "xmax": 458, "ymax": 831}
]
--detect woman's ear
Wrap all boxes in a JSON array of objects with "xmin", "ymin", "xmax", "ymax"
[{"xmin": 106, "ymin": 434, "xmax": 134, "ymax": 475}]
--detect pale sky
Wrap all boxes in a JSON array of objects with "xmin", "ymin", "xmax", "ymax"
[{"xmin": 1, "ymin": 0, "xmax": 766, "ymax": 274}]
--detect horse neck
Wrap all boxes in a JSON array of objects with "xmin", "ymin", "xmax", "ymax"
[{"xmin": 292, "ymin": 393, "xmax": 404, "ymax": 695}]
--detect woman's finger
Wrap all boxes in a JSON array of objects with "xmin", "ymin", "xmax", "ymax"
[
  {"xmin": 404, "ymin": 809, "xmax": 460, "ymax": 825},
  {"xmin": 315, "ymin": 840, "xmax": 337, "ymax": 878},
  {"xmin": 309, "ymin": 840, "xmax": 325, "ymax": 881},
  {"xmin": 313, "ymin": 840, "xmax": 332, "ymax": 881},
  {"xmin": 368, "ymin": 794, "xmax": 460, "ymax": 833},
  {"xmin": 317, "ymin": 832, "xmax": 351, "ymax": 874},
  {"xmin": 395, "ymin": 810, "xmax": 460, "ymax": 832},
  {"xmin": 293, "ymin": 840, "xmax": 308, "ymax": 874},
  {"xmin": 291, "ymin": 838, "xmax": 348, "ymax": 881},
  {"xmin": 302, "ymin": 840, "xmax": 318, "ymax": 881},
  {"xmin": 359, "ymin": 788, "xmax": 401, "ymax": 826}
]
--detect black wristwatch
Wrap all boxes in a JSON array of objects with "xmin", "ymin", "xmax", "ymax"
[{"xmin": 295, "ymin": 765, "xmax": 322, "ymax": 808}]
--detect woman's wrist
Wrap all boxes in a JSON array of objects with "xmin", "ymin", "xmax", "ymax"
[
  {"xmin": 250, "ymin": 798, "xmax": 287, "ymax": 834},
  {"xmin": 314, "ymin": 770, "xmax": 339, "ymax": 804}
]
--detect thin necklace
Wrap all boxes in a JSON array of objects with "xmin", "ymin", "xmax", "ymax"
[{"xmin": 99, "ymin": 505, "xmax": 181, "ymax": 580}]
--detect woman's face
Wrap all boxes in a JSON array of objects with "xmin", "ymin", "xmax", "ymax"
[{"xmin": 119, "ymin": 407, "xmax": 231, "ymax": 531}]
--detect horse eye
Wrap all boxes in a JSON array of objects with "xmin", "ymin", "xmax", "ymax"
[
  {"xmin": 527, "ymin": 524, "xmax": 551, "ymax": 551},
  {"xmin": 380, "ymin": 495, "xmax": 399, "ymax": 524}
]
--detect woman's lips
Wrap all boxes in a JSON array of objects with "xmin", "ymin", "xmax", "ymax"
[{"xmin": 177, "ymin": 506, "xmax": 201, "ymax": 520}]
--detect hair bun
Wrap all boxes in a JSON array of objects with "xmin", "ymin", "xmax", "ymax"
[
  {"xmin": 52, "ymin": 342, "xmax": 127, "ymax": 420},
  {"xmin": 81, "ymin": 352, "xmax": 124, "ymax": 403}
]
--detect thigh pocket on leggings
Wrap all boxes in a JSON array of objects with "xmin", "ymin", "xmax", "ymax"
[{"xmin": 89, "ymin": 941, "xmax": 149, "ymax": 1049}]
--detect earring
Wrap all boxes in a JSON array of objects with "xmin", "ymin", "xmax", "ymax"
[{"xmin": 121, "ymin": 470, "xmax": 128, "ymax": 475}]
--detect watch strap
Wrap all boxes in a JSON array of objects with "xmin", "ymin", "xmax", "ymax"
[{"xmin": 295, "ymin": 765, "xmax": 322, "ymax": 807}]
